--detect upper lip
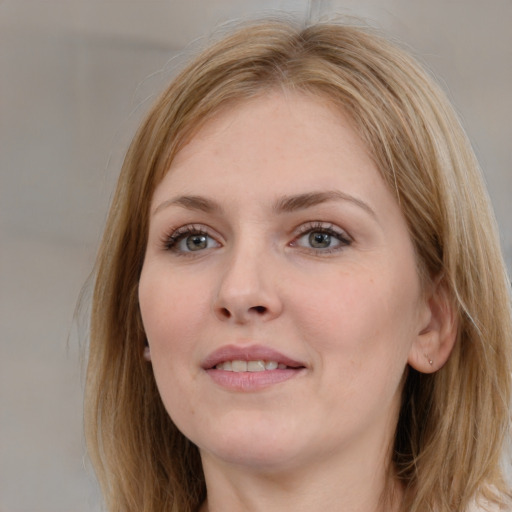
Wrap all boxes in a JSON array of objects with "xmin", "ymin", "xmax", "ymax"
[{"xmin": 202, "ymin": 344, "xmax": 306, "ymax": 370}]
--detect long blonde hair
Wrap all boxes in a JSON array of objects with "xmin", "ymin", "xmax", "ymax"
[{"xmin": 85, "ymin": 19, "xmax": 512, "ymax": 512}]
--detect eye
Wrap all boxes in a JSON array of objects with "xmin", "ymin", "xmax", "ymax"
[
  {"xmin": 308, "ymin": 231, "xmax": 335, "ymax": 249},
  {"xmin": 292, "ymin": 223, "xmax": 352, "ymax": 252},
  {"xmin": 164, "ymin": 225, "xmax": 221, "ymax": 254}
]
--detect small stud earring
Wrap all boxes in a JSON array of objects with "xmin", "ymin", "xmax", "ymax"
[{"xmin": 425, "ymin": 354, "xmax": 433, "ymax": 366}]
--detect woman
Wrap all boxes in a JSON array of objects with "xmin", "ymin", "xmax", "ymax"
[{"xmin": 85, "ymin": 19, "xmax": 512, "ymax": 512}]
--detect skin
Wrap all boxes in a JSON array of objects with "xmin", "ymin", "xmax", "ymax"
[{"xmin": 138, "ymin": 92, "xmax": 446, "ymax": 512}]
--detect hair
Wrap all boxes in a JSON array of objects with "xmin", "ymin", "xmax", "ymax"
[{"xmin": 85, "ymin": 18, "xmax": 512, "ymax": 512}]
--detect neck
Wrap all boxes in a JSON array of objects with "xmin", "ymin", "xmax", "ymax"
[{"xmin": 199, "ymin": 447, "xmax": 402, "ymax": 512}]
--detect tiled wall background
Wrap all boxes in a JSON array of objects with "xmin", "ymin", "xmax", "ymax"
[{"xmin": 1, "ymin": 1, "xmax": 510, "ymax": 511}]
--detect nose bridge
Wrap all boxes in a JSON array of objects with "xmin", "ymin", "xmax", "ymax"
[{"xmin": 213, "ymin": 231, "xmax": 281, "ymax": 323}]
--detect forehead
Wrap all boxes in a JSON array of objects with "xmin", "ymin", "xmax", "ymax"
[
  {"xmin": 178, "ymin": 92, "xmax": 361, "ymax": 155},
  {"xmin": 153, "ymin": 92, "xmax": 382, "ymax": 201}
]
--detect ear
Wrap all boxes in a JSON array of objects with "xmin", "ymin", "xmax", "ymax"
[
  {"xmin": 407, "ymin": 277, "xmax": 458, "ymax": 374},
  {"xmin": 143, "ymin": 343, "xmax": 152, "ymax": 362}
]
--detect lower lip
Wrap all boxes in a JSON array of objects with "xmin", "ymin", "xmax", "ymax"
[{"xmin": 205, "ymin": 368, "xmax": 303, "ymax": 391}]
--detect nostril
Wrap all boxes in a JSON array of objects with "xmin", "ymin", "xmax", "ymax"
[
  {"xmin": 220, "ymin": 307, "xmax": 231, "ymax": 319},
  {"xmin": 214, "ymin": 304, "xmax": 271, "ymax": 322}
]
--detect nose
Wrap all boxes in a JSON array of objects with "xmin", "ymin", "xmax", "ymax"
[{"xmin": 213, "ymin": 242, "xmax": 283, "ymax": 324}]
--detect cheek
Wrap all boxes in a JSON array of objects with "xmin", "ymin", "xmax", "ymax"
[
  {"xmin": 295, "ymin": 267, "xmax": 419, "ymax": 377},
  {"xmin": 139, "ymin": 267, "xmax": 210, "ymax": 349},
  {"xmin": 138, "ymin": 269, "xmax": 212, "ymax": 423},
  {"xmin": 138, "ymin": 268, "xmax": 208, "ymax": 423}
]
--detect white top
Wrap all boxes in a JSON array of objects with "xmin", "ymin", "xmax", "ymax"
[{"xmin": 467, "ymin": 496, "xmax": 509, "ymax": 512}]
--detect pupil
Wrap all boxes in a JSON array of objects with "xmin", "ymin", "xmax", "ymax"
[
  {"xmin": 187, "ymin": 234, "xmax": 207, "ymax": 251},
  {"xmin": 309, "ymin": 232, "xmax": 331, "ymax": 248}
]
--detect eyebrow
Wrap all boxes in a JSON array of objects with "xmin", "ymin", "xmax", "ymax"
[
  {"xmin": 272, "ymin": 190, "xmax": 376, "ymax": 218},
  {"xmin": 152, "ymin": 190, "xmax": 376, "ymax": 218},
  {"xmin": 153, "ymin": 195, "xmax": 222, "ymax": 216}
]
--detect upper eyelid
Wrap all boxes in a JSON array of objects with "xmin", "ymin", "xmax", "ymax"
[
  {"xmin": 166, "ymin": 223, "xmax": 219, "ymax": 238},
  {"xmin": 170, "ymin": 223, "xmax": 208, "ymax": 235},
  {"xmin": 293, "ymin": 221, "xmax": 352, "ymax": 238}
]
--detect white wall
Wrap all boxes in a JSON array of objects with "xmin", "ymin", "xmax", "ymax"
[{"xmin": 1, "ymin": 1, "xmax": 510, "ymax": 510}]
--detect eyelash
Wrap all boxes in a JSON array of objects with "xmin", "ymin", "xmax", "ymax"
[
  {"xmin": 161, "ymin": 222, "xmax": 352, "ymax": 255},
  {"xmin": 291, "ymin": 222, "xmax": 352, "ymax": 254},
  {"xmin": 162, "ymin": 224, "xmax": 216, "ymax": 254}
]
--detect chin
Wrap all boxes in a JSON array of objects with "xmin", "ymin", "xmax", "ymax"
[
  {"xmin": 201, "ymin": 442, "xmax": 307, "ymax": 473},
  {"xmin": 191, "ymin": 415, "xmax": 309, "ymax": 471}
]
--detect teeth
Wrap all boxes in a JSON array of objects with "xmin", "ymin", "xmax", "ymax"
[
  {"xmin": 232, "ymin": 360, "xmax": 247, "ymax": 372},
  {"xmin": 214, "ymin": 360, "xmax": 285, "ymax": 372},
  {"xmin": 247, "ymin": 360, "xmax": 265, "ymax": 372}
]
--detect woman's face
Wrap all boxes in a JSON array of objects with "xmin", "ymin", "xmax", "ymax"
[{"xmin": 139, "ymin": 92, "xmax": 430, "ymax": 472}]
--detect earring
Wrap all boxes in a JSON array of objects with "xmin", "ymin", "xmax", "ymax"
[
  {"xmin": 425, "ymin": 354, "xmax": 433, "ymax": 366},
  {"xmin": 143, "ymin": 343, "xmax": 151, "ymax": 362}
]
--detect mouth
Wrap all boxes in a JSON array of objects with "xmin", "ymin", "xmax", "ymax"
[
  {"xmin": 202, "ymin": 344, "xmax": 306, "ymax": 371},
  {"xmin": 202, "ymin": 345, "xmax": 306, "ymax": 391},
  {"xmin": 213, "ymin": 360, "xmax": 294, "ymax": 372}
]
